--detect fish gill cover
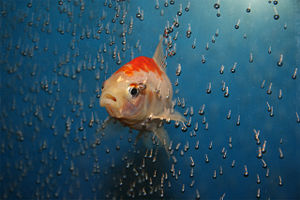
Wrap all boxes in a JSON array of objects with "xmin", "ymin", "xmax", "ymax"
[{"xmin": 0, "ymin": 0, "xmax": 300, "ymax": 199}]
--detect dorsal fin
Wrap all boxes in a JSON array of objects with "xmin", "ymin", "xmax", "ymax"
[{"xmin": 153, "ymin": 37, "xmax": 166, "ymax": 70}]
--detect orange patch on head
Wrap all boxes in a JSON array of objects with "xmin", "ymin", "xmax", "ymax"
[
  {"xmin": 115, "ymin": 56, "xmax": 163, "ymax": 79},
  {"xmin": 115, "ymin": 64, "xmax": 134, "ymax": 76},
  {"xmin": 129, "ymin": 83, "xmax": 138, "ymax": 88}
]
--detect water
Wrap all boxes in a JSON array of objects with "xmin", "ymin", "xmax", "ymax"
[{"xmin": 0, "ymin": 0, "xmax": 300, "ymax": 199}]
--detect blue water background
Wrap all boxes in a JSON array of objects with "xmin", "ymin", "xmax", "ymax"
[{"xmin": 0, "ymin": 0, "xmax": 300, "ymax": 199}]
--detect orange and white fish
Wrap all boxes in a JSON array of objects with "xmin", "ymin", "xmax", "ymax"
[{"xmin": 100, "ymin": 38, "xmax": 185, "ymax": 149}]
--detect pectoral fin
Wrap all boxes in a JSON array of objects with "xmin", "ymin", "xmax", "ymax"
[
  {"xmin": 153, "ymin": 127, "xmax": 170, "ymax": 156},
  {"xmin": 150, "ymin": 109, "xmax": 186, "ymax": 124},
  {"xmin": 168, "ymin": 111, "xmax": 186, "ymax": 123}
]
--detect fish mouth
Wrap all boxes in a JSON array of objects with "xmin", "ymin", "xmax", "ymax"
[
  {"xmin": 100, "ymin": 93, "xmax": 117, "ymax": 107},
  {"xmin": 100, "ymin": 93, "xmax": 121, "ymax": 117},
  {"xmin": 104, "ymin": 93, "xmax": 117, "ymax": 102}
]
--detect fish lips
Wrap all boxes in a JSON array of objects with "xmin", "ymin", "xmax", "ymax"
[{"xmin": 100, "ymin": 93, "xmax": 121, "ymax": 117}]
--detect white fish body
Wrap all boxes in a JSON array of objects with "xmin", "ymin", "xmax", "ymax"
[{"xmin": 100, "ymin": 38, "xmax": 185, "ymax": 149}]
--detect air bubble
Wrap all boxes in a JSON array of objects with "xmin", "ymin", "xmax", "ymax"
[
  {"xmin": 243, "ymin": 165, "xmax": 249, "ymax": 177},
  {"xmin": 155, "ymin": 0, "xmax": 159, "ymax": 9},
  {"xmin": 186, "ymin": 24, "xmax": 192, "ymax": 38},
  {"xmin": 216, "ymin": 9, "xmax": 221, "ymax": 17},
  {"xmin": 273, "ymin": 7, "xmax": 280, "ymax": 20},
  {"xmin": 177, "ymin": 4, "xmax": 182, "ymax": 16},
  {"xmin": 185, "ymin": 2, "xmax": 190, "ymax": 12},
  {"xmin": 214, "ymin": 0, "xmax": 220, "ymax": 9},
  {"xmin": 277, "ymin": 54, "xmax": 283, "ymax": 66},
  {"xmin": 234, "ymin": 19, "xmax": 240, "ymax": 29},
  {"xmin": 164, "ymin": 0, "xmax": 168, "ymax": 7},
  {"xmin": 136, "ymin": 7, "xmax": 141, "ymax": 18}
]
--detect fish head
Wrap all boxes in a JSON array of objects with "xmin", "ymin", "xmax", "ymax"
[{"xmin": 100, "ymin": 70, "xmax": 149, "ymax": 121}]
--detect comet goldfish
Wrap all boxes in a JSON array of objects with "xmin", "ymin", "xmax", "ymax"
[{"xmin": 100, "ymin": 38, "xmax": 185, "ymax": 149}]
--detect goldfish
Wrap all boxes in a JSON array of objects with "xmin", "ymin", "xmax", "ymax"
[{"xmin": 100, "ymin": 38, "xmax": 185, "ymax": 150}]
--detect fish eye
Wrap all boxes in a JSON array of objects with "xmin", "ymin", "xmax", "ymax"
[{"xmin": 129, "ymin": 87, "xmax": 139, "ymax": 97}]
